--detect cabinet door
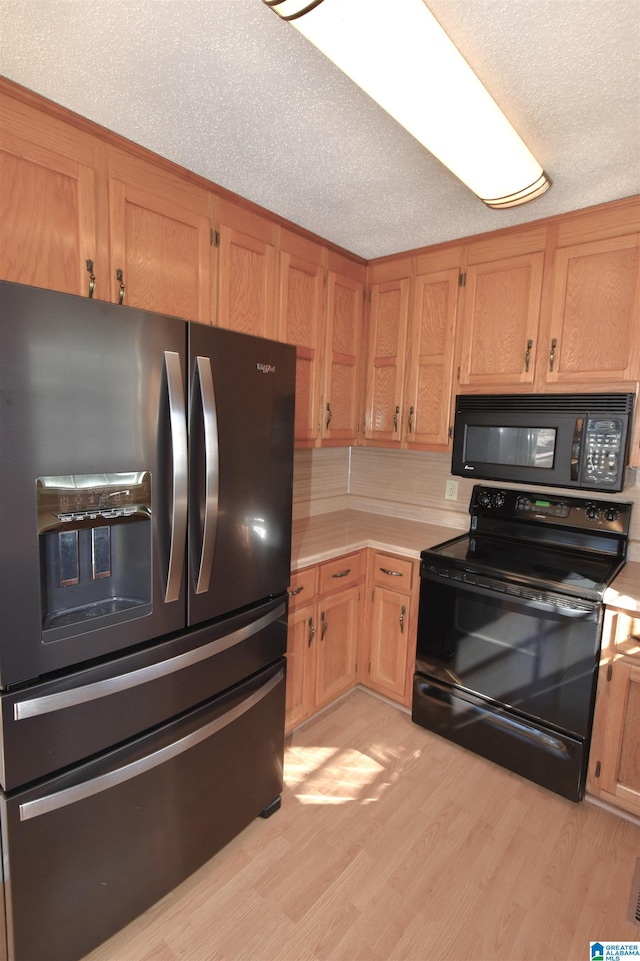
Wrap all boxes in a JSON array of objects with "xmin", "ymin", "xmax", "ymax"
[
  {"xmin": 315, "ymin": 587, "xmax": 359, "ymax": 708},
  {"xmin": 321, "ymin": 270, "xmax": 364, "ymax": 446},
  {"xmin": 215, "ymin": 200, "xmax": 277, "ymax": 338},
  {"xmin": 108, "ymin": 151, "xmax": 212, "ymax": 322},
  {"xmin": 285, "ymin": 604, "xmax": 317, "ymax": 733},
  {"xmin": 368, "ymin": 587, "xmax": 412, "ymax": 701},
  {"xmin": 457, "ymin": 251, "xmax": 544, "ymax": 390},
  {"xmin": 545, "ymin": 234, "xmax": 640, "ymax": 385},
  {"xmin": 278, "ymin": 239, "xmax": 325, "ymax": 447},
  {"xmin": 0, "ymin": 92, "xmax": 100, "ymax": 297},
  {"xmin": 404, "ymin": 267, "xmax": 459, "ymax": 449},
  {"xmin": 598, "ymin": 658, "xmax": 640, "ymax": 817},
  {"xmin": 364, "ymin": 276, "xmax": 410, "ymax": 445}
]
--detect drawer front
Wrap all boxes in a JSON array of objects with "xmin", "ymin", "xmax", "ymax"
[
  {"xmin": 318, "ymin": 552, "xmax": 363, "ymax": 594},
  {"xmin": 288, "ymin": 567, "xmax": 317, "ymax": 611},
  {"xmin": 373, "ymin": 553, "xmax": 415, "ymax": 591}
]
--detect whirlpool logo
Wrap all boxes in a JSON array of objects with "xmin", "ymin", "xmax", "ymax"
[{"xmin": 256, "ymin": 363, "xmax": 276, "ymax": 374}]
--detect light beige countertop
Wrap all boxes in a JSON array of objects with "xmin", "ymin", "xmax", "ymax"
[
  {"xmin": 291, "ymin": 509, "xmax": 460, "ymax": 569},
  {"xmin": 292, "ymin": 509, "xmax": 640, "ymax": 615}
]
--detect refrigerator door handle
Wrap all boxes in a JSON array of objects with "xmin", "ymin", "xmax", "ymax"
[
  {"xmin": 164, "ymin": 350, "xmax": 188, "ymax": 602},
  {"xmin": 194, "ymin": 355, "xmax": 219, "ymax": 595},
  {"xmin": 18, "ymin": 667, "xmax": 284, "ymax": 821}
]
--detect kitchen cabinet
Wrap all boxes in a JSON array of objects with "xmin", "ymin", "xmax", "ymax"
[
  {"xmin": 0, "ymin": 85, "xmax": 103, "ymax": 297},
  {"xmin": 588, "ymin": 607, "xmax": 640, "ymax": 818},
  {"xmin": 285, "ymin": 552, "xmax": 364, "ymax": 733},
  {"xmin": 321, "ymin": 254, "xmax": 365, "ymax": 446},
  {"xmin": 541, "ymin": 233, "xmax": 640, "ymax": 387},
  {"xmin": 455, "ymin": 228, "xmax": 546, "ymax": 391},
  {"xmin": 277, "ymin": 230, "xmax": 326, "ymax": 447},
  {"xmin": 365, "ymin": 551, "xmax": 418, "ymax": 706},
  {"xmin": 363, "ymin": 248, "xmax": 459, "ymax": 451},
  {"xmin": 107, "ymin": 148, "xmax": 212, "ymax": 322},
  {"xmin": 214, "ymin": 197, "xmax": 277, "ymax": 337}
]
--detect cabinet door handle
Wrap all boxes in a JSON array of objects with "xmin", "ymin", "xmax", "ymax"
[
  {"xmin": 393, "ymin": 405, "xmax": 400, "ymax": 432},
  {"xmin": 380, "ymin": 567, "xmax": 402, "ymax": 577},
  {"xmin": 288, "ymin": 585, "xmax": 304, "ymax": 597},
  {"xmin": 399, "ymin": 605, "xmax": 406, "ymax": 634},
  {"xmin": 325, "ymin": 402, "xmax": 332, "ymax": 430},
  {"xmin": 308, "ymin": 616, "xmax": 316, "ymax": 647},
  {"xmin": 321, "ymin": 611, "xmax": 328, "ymax": 640},
  {"xmin": 628, "ymin": 633, "xmax": 640, "ymax": 642},
  {"xmin": 332, "ymin": 568, "xmax": 351, "ymax": 579},
  {"xmin": 116, "ymin": 268, "xmax": 126, "ymax": 305},
  {"xmin": 86, "ymin": 259, "xmax": 96, "ymax": 298},
  {"xmin": 408, "ymin": 406, "xmax": 414, "ymax": 433},
  {"xmin": 549, "ymin": 337, "xmax": 557, "ymax": 372},
  {"xmin": 525, "ymin": 338, "xmax": 533, "ymax": 372}
]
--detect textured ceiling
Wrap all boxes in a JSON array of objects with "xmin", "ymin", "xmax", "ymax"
[{"xmin": 1, "ymin": 0, "xmax": 639, "ymax": 259}]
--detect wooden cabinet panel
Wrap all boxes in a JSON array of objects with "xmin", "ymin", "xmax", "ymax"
[
  {"xmin": 544, "ymin": 234, "xmax": 640, "ymax": 385},
  {"xmin": 215, "ymin": 199, "xmax": 277, "ymax": 338},
  {"xmin": 364, "ymin": 277, "xmax": 410, "ymax": 444},
  {"xmin": 322, "ymin": 269, "xmax": 364, "ymax": 445},
  {"xmin": 315, "ymin": 586, "xmax": 360, "ymax": 708},
  {"xmin": 588, "ymin": 608, "xmax": 640, "ymax": 817},
  {"xmin": 0, "ymin": 94, "xmax": 100, "ymax": 297},
  {"xmin": 405, "ymin": 267, "xmax": 459, "ymax": 449},
  {"xmin": 278, "ymin": 241, "xmax": 325, "ymax": 447},
  {"xmin": 108, "ymin": 177, "xmax": 211, "ymax": 322},
  {"xmin": 285, "ymin": 603, "xmax": 317, "ymax": 733},
  {"xmin": 457, "ymin": 251, "xmax": 544, "ymax": 389},
  {"xmin": 365, "ymin": 551, "xmax": 418, "ymax": 706},
  {"xmin": 318, "ymin": 551, "xmax": 364, "ymax": 594}
]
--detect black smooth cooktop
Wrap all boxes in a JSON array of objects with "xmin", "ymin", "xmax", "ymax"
[{"xmin": 421, "ymin": 532, "xmax": 623, "ymax": 600}]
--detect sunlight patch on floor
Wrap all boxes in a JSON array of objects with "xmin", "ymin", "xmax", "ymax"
[{"xmin": 285, "ymin": 745, "xmax": 386, "ymax": 805}]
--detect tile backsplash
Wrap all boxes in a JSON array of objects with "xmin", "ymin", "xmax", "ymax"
[{"xmin": 293, "ymin": 447, "xmax": 640, "ymax": 561}]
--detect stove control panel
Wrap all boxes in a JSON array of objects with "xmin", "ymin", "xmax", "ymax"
[{"xmin": 469, "ymin": 485, "xmax": 632, "ymax": 537}]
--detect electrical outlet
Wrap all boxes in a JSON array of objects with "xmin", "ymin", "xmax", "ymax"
[{"xmin": 445, "ymin": 479, "xmax": 458, "ymax": 501}]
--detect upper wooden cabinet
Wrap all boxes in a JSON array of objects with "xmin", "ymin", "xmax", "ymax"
[
  {"xmin": 214, "ymin": 198, "xmax": 277, "ymax": 338},
  {"xmin": 0, "ymin": 88, "xmax": 102, "ymax": 297},
  {"xmin": 363, "ymin": 247, "xmax": 460, "ymax": 451},
  {"xmin": 107, "ymin": 149, "xmax": 212, "ymax": 323},
  {"xmin": 542, "ymin": 233, "xmax": 640, "ymax": 386},
  {"xmin": 321, "ymin": 254, "xmax": 365, "ymax": 447},
  {"xmin": 277, "ymin": 231, "xmax": 326, "ymax": 447}
]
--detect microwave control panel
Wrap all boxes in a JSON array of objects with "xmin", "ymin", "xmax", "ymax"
[{"xmin": 583, "ymin": 417, "xmax": 623, "ymax": 486}]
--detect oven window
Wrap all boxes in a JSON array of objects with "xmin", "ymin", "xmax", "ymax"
[
  {"xmin": 416, "ymin": 578, "xmax": 600, "ymax": 738},
  {"xmin": 465, "ymin": 425, "xmax": 556, "ymax": 468}
]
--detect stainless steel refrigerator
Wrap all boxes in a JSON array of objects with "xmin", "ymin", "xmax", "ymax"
[{"xmin": 0, "ymin": 280, "xmax": 295, "ymax": 961}]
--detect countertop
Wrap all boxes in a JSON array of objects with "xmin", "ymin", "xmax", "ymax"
[{"xmin": 292, "ymin": 509, "xmax": 640, "ymax": 615}]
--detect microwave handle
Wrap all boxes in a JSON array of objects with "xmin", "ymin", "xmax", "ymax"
[{"xmin": 571, "ymin": 417, "xmax": 585, "ymax": 482}]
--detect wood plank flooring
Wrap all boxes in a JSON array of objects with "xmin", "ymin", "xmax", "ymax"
[{"xmin": 84, "ymin": 689, "xmax": 640, "ymax": 961}]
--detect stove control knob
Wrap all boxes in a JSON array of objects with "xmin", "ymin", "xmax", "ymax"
[
  {"xmin": 586, "ymin": 504, "xmax": 601, "ymax": 520},
  {"xmin": 605, "ymin": 507, "xmax": 619, "ymax": 522}
]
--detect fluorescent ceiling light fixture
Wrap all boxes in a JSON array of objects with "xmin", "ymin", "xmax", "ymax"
[{"xmin": 262, "ymin": 0, "xmax": 551, "ymax": 208}]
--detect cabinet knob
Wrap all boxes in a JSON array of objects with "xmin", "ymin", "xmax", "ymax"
[
  {"xmin": 332, "ymin": 568, "xmax": 351, "ymax": 579},
  {"xmin": 380, "ymin": 567, "xmax": 402, "ymax": 577},
  {"xmin": 288, "ymin": 585, "xmax": 304, "ymax": 597},
  {"xmin": 399, "ymin": 604, "xmax": 406, "ymax": 634},
  {"xmin": 393, "ymin": 405, "xmax": 400, "ymax": 433},
  {"xmin": 307, "ymin": 616, "xmax": 316, "ymax": 647},
  {"xmin": 325, "ymin": 402, "xmax": 332, "ymax": 430},
  {"xmin": 525, "ymin": 338, "xmax": 533, "ymax": 372},
  {"xmin": 321, "ymin": 610, "xmax": 328, "ymax": 640},
  {"xmin": 408, "ymin": 406, "xmax": 414, "ymax": 433},
  {"xmin": 549, "ymin": 337, "xmax": 557, "ymax": 372}
]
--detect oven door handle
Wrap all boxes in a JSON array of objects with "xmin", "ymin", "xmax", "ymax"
[{"xmin": 420, "ymin": 569, "xmax": 601, "ymax": 618}]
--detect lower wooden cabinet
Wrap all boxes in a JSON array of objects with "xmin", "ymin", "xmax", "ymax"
[
  {"xmin": 365, "ymin": 552, "xmax": 418, "ymax": 706},
  {"xmin": 285, "ymin": 552, "xmax": 364, "ymax": 734},
  {"xmin": 588, "ymin": 607, "xmax": 640, "ymax": 817}
]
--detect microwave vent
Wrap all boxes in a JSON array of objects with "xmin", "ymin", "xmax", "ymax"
[{"xmin": 455, "ymin": 393, "xmax": 635, "ymax": 415}]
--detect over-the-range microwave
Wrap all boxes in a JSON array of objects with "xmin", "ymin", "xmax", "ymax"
[{"xmin": 451, "ymin": 392, "xmax": 637, "ymax": 492}]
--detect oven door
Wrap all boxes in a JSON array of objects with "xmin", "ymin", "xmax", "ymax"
[{"xmin": 412, "ymin": 567, "xmax": 603, "ymax": 801}]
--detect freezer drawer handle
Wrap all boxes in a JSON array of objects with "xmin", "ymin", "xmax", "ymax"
[
  {"xmin": 164, "ymin": 351, "xmax": 188, "ymax": 602},
  {"xmin": 13, "ymin": 603, "xmax": 285, "ymax": 720},
  {"xmin": 18, "ymin": 667, "xmax": 284, "ymax": 822},
  {"xmin": 193, "ymin": 356, "xmax": 219, "ymax": 594}
]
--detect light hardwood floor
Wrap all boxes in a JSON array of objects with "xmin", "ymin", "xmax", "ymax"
[{"xmin": 84, "ymin": 689, "xmax": 640, "ymax": 961}]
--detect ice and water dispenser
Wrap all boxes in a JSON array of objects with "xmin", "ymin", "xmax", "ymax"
[{"xmin": 37, "ymin": 472, "xmax": 152, "ymax": 641}]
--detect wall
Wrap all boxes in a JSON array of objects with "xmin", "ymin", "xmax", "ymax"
[{"xmin": 293, "ymin": 447, "xmax": 640, "ymax": 562}]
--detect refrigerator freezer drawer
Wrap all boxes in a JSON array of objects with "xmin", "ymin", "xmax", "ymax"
[
  {"xmin": 1, "ymin": 597, "xmax": 287, "ymax": 791},
  {"xmin": 1, "ymin": 660, "xmax": 286, "ymax": 961}
]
